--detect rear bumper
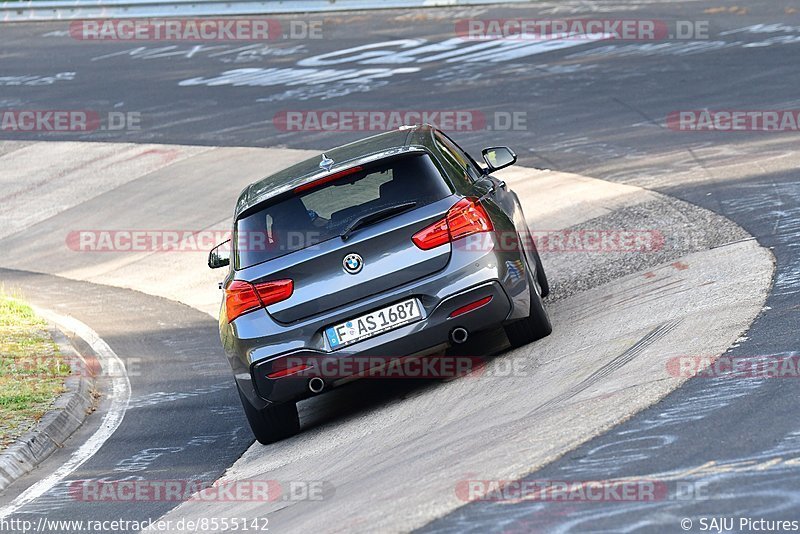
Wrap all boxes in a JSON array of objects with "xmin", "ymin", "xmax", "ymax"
[{"xmin": 250, "ymin": 280, "xmax": 511, "ymax": 404}]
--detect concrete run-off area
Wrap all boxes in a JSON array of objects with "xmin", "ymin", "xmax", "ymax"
[{"xmin": 0, "ymin": 140, "xmax": 773, "ymax": 531}]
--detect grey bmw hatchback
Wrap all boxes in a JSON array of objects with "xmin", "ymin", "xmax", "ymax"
[{"xmin": 209, "ymin": 125, "xmax": 552, "ymax": 443}]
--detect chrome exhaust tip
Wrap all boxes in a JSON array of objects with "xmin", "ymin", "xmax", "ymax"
[
  {"xmin": 450, "ymin": 327, "xmax": 469, "ymax": 344},
  {"xmin": 308, "ymin": 377, "xmax": 325, "ymax": 394}
]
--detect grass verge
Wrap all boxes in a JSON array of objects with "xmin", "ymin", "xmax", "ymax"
[{"xmin": 0, "ymin": 292, "xmax": 70, "ymax": 449}]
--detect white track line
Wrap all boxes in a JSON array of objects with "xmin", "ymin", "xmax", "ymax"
[{"xmin": 0, "ymin": 306, "xmax": 131, "ymax": 520}]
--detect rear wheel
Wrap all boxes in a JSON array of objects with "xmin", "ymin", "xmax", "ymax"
[
  {"xmin": 237, "ymin": 384, "xmax": 300, "ymax": 444},
  {"xmin": 504, "ymin": 262, "xmax": 552, "ymax": 348}
]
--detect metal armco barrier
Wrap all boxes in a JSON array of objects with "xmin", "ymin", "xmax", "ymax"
[{"xmin": 1, "ymin": 0, "xmax": 527, "ymax": 22}]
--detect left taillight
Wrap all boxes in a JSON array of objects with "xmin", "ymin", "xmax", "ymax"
[
  {"xmin": 412, "ymin": 198, "xmax": 494, "ymax": 250},
  {"xmin": 225, "ymin": 279, "xmax": 293, "ymax": 323}
]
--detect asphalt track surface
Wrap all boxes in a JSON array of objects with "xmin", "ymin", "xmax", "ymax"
[
  {"xmin": 0, "ymin": 268, "xmax": 253, "ymax": 527},
  {"xmin": 1, "ymin": 0, "xmax": 799, "ymax": 531}
]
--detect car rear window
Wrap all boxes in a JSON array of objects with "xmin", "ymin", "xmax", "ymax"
[{"xmin": 235, "ymin": 152, "xmax": 451, "ymax": 269}]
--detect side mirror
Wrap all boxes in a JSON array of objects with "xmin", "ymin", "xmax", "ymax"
[
  {"xmin": 208, "ymin": 240, "xmax": 231, "ymax": 269},
  {"xmin": 482, "ymin": 146, "xmax": 517, "ymax": 172}
]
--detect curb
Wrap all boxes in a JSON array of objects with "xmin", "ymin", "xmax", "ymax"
[
  {"xmin": 0, "ymin": 325, "xmax": 98, "ymax": 492},
  {"xmin": 1, "ymin": 0, "xmax": 527, "ymax": 23}
]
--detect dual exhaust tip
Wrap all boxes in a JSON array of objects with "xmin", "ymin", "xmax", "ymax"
[
  {"xmin": 450, "ymin": 327, "xmax": 469, "ymax": 344},
  {"xmin": 308, "ymin": 377, "xmax": 325, "ymax": 394},
  {"xmin": 306, "ymin": 327, "xmax": 469, "ymax": 394}
]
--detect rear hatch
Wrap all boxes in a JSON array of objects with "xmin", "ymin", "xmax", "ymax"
[{"xmin": 235, "ymin": 152, "xmax": 455, "ymax": 324}]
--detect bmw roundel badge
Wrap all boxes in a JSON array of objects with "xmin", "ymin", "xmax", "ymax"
[{"xmin": 343, "ymin": 253, "xmax": 363, "ymax": 274}]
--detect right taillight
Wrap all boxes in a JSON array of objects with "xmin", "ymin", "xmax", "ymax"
[
  {"xmin": 412, "ymin": 198, "xmax": 493, "ymax": 250},
  {"xmin": 225, "ymin": 279, "xmax": 293, "ymax": 322}
]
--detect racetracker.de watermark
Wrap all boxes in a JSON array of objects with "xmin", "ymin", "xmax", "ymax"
[
  {"xmin": 0, "ymin": 110, "xmax": 140, "ymax": 132},
  {"xmin": 267, "ymin": 355, "xmax": 496, "ymax": 380},
  {"xmin": 69, "ymin": 479, "xmax": 329, "ymax": 502},
  {"xmin": 272, "ymin": 110, "xmax": 527, "ymax": 132},
  {"xmin": 462, "ymin": 230, "xmax": 664, "ymax": 254},
  {"xmin": 456, "ymin": 18, "xmax": 709, "ymax": 40},
  {"xmin": 66, "ymin": 230, "xmax": 235, "ymax": 252},
  {"xmin": 0, "ymin": 354, "xmax": 141, "ymax": 378},
  {"xmin": 667, "ymin": 110, "xmax": 800, "ymax": 131},
  {"xmin": 667, "ymin": 355, "xmax": 800, "ymax": 378},
  {"xmin": 455, "ymin": 479, "xmax": 709, "ymax": 502},
  {"xmin": 65, "ymin": 229, "xmax": 664, "ymax": 254},
  {"xmin": 69, "ymin": 18, "xmax": 323, "ymax": 41}
]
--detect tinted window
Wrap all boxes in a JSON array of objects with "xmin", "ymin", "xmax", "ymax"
[
  {"xmin": 434, "ymin": 132, "xmax": 483, "ymax": 183},
  {"xmin": 235, "ymin": 153, "xmax": 451, "ymax": 268}
]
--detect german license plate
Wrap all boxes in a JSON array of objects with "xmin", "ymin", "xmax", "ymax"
[{"xmin": 325, "ymin": 298, "xmax": 422, "ymax": 349}]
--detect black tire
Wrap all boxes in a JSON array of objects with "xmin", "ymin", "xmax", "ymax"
[
  {"xmin": 237, "ymin": 384, "xmax": 300, "ymax": 444},
  {"xmin": 504, "ymin": 264, "xmax": 553, "ymax": 348}
]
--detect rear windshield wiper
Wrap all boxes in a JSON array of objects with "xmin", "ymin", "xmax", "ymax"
[{"xmin": 340, "ymin": 202, "xmax": 417, "ymax": 242}]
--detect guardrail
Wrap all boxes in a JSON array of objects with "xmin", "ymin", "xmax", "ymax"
[{"xmin": 1, "ymin": 0, "xmax": 526, "ymax": 22}]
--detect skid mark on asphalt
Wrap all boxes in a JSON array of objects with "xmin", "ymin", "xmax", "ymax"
[
  {"xmin": 535, "ymin": 320, "xmax": 682, "ymax": 413},
  {"xmin": 569, "ymin": 277, "xmax": 686, "ymax": 323}
]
